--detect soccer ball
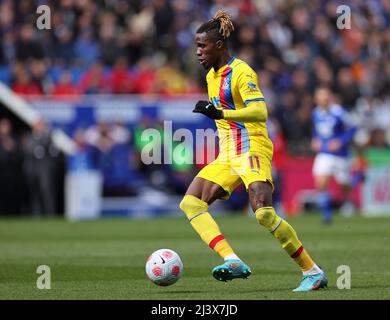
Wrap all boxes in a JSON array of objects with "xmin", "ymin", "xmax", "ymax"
[{"xmin": 145, "ymin": 249, "xmax": 183, "ymax": 286}]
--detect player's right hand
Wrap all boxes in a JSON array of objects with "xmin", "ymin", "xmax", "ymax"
[{"xmin": 193, "ymin": 100, "xmax": 224, "ymax": 120}]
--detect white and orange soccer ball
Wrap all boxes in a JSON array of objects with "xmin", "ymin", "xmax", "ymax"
[{"xmin": 145, "ymin": 249, "xmax": 183, "ymax": 286}]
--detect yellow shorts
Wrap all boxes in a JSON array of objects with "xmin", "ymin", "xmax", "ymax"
[{"xmin": 196, "ymin": 152, "xmax": 274, "ymax": 199}]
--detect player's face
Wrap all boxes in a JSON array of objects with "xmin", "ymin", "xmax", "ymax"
[
  {"xmin": 315, "ymin": 88, "xmax": 331, "ymax": 109},
  {"xmin": 195, "ymin": 32, "xmax": 218, "ymax": 70}
]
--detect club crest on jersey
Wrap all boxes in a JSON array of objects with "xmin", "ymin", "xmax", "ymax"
[{"xmin": 222, "ymin": 78, "xmax": 230, "ymax": 90}]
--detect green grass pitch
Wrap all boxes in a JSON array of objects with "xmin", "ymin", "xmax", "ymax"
[{"xmin": 1, "ymin": 213, "xmax": 390, "ymax": 300}]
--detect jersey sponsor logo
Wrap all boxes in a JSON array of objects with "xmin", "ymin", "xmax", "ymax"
[
  {"xmin": 316, "ymin": 118, "xmax": 336, "ymax": 138},
  {"xmin": 247, "ymin": 81, "xmax": 258, "ymax": 91}
]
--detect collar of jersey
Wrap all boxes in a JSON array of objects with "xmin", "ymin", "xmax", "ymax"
[{"xmin": 214, "ymin": 56, "xmax": 236, "ymax": 74}]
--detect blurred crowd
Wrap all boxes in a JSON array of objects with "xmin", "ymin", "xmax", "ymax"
[
  {"xmin": 69, "ymin": 116, "xmax": 211, "ymax": 197},
  {"xmin": 0, "ymin": 117, "xmax": 63, "ymax": 215},
  {"xmin": 1, "ymin": 0, "xmax": 390, "ymax": 152},
  {"xmin": 0, "ymin": 114, "xmax": 203, "ymax": 215}
]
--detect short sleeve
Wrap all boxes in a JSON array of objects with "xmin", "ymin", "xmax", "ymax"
[{"xmin": 237, "ymin": 65, "xmax": 265, "ymax": 105}]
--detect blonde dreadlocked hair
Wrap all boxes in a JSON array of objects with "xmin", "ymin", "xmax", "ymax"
[{"xmin": 196, "ymin": 9, "xmax": 235, "ymax": 41}]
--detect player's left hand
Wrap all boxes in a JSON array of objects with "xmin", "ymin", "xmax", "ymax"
[
  {"xmin": 328, "ymin": 139, "xmax": 342, "ymax": 152},
  {"xmin": 193, "ymin": 100, "xmax": 223, "ymax": 120}
]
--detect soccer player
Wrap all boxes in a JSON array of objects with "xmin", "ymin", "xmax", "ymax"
[
  {"xmin": 179, "ymin": 10, "xmax": 328, "ymax": 292},
  {"xmin": 311, "ymin": 87, "xmax": 356, "ymax": 224}
]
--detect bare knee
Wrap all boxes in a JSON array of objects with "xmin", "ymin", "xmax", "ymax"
[
  {"xmin": 314, "ymin": 175, "xmax": 330, "ymax": 191},
  {"xmin": 341, "ymin": 183, "xmax": 351, "ymax": 195},
  {"xmin": 248, "ymin": 181, "xmax": 273, "ymax": 211}
]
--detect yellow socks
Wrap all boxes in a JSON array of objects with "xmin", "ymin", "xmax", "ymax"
[
  {"xmin": 180, "ymin": 195, "xmax": 234, "ymax": 259},
  {"xmin": 291, "ymin": 247, "xmax": 315, "ymax": 272},
  {"xmin": 179, "ymin": 197, "xmax": 316, "ymax": 272},
  {"xmin": 255, "ymin": 207, "xmax": 315, "ymax": 272}
]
